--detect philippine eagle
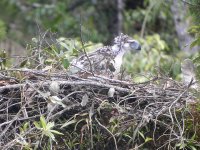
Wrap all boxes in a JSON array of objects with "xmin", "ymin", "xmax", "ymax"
[{"xmin": 70, "ymin": 33, "xmax": 141, "ymax": 77}]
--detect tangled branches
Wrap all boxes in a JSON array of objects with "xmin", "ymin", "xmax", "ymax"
[{"xmin": 0, "ymin": 67, "xmax": 198, "ymax": 150}]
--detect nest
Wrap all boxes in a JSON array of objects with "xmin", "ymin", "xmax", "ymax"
[{"xmin": 0, "ymin": 68, "xmax": 197, "ymax": 150}]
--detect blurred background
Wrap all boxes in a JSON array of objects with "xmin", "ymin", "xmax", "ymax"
[{"xmin": 0, "ymin": 0, "xmax": 200, "ymax": 81}]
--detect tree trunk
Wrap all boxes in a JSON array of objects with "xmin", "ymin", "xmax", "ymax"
[
  {"xmin": 116, "ymin": 0, "xmax": 124, "ymax": 35},
  {"xmin": 171, "ymin": 0, "xmax": 199, "ymax": 54},
  {"xmin": 94, "ymin": 0, "xmax": 124, "ymax": 44}
]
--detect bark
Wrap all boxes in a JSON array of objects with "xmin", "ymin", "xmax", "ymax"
[
  {"xmin": 171, "ymin": 0, "xmax": 199, "ymax": 54},
  {"xmin": 94, "ymin": 0, "xmax": 124, "ymax": 44},
  {"xmin": 117, "ymin": 0, "xmax": 124, "ymax": 35}
]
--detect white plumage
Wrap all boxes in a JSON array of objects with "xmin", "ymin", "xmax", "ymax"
[{"xmin": 70, "ymin": 33, "xmax": 141, "ymax": 77}]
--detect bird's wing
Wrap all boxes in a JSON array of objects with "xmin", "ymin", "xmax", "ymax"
[{"xmin": 70, "ymin": 46, "xmax": 116, "ymax": 75}]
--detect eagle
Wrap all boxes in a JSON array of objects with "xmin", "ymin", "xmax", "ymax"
[{"xmin": 70, "ymin": 33, "xmax": 141, "ymax": 77}]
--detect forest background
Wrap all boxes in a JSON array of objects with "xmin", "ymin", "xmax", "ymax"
[
  {"xmin": 0, "ymin": 0, "xmax": 200, "ymax": 81},
  {"xmin": 1, "ymin": 0, "xmax": 200, "ymax": 149}
]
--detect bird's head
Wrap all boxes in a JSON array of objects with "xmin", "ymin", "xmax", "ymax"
[{"xmin": 112, "ymin": 33, "xmax": 141, "ymax": 55}]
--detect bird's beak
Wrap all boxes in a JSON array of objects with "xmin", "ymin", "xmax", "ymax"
[
  {"xmin": 136, "ymin": 44, "xmax": 141, "ymax": 50},
  {"xmin": 127, "ymin": 39, "xmax": 141, "ymax": 51}
]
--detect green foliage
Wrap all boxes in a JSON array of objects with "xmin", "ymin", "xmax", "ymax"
[
  {"xmin": 138, "ymin": 131, "xmax": 152, "ymax": 143},
  {"xmin": 0, "ymin": 19, "xmax": 6, "ymax": 40},
  {"xmin": 0, "ymin": 0, "xmax": 106, "ymax": 43},
  {"xmin": 188, "ymin": 0, "xmax": 200, "ymax": 24},
  {"xmin": 28, "ymin": 35, "xmax": 102, "ymax": 70},
  {"xmin": 188, "ymin": 25, "xmax": 200, "ymax": 48},
  {"xmin": 34, "ymin": 115, "xmax": 63, "ymax": 142},
  {"xmin": 124, "ymin": 34, "xmax": 182, "ymax": 82},
  {"xmin": 124, "ymin": 0, "xmax": 178, "ymax": 53},
  {"xmin": 16, "ymin": 122, "xmax": 32, "ymax": 150},
  {"xmin": 187, "ymin": 0, "xmax": 200, "ymax": 82},
  {"xmin": 192, "ymin": 54, "xmax": 200, "ymax": 81},
  {"xmin": 0, "ymin": 50, "xmax": 8, "ymax": 69}
]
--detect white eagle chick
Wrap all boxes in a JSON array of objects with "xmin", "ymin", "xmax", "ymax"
[{"xmin": 70, "ymin": 33, "xmax": 141, "ymax": 76}]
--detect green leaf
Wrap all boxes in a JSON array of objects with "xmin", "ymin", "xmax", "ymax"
[
  {"xmin": 58, "ymin": 41, "xmax": 69, "ymax": 50},
  {"xmin": 179, "ymin": 143, "xmax": 186, "ymax": 149},
  {"xmin": 190, "ymin": 38, "xmax": 200, "ymax": 48},
  {"xmin": 188, "ymin": 145, "xmax": 197, "ymax": 150},
  {"xmin": 62, "ymin": 58, "xmax": 70, "ymax": 69},
  {"xmin": 72, "ymin": 48, "xmax": 79, "ymax": 56},
  {"xmin": 138, "ymin": 131, "xmax": 145, "ymax": 140},
  {"xmin": 46, "ymin": 122, "xmax": 55, "ymax": 130},
  {"xmin": 45, "ymin": 131, "xmax": 56, "ymax": 141},
  {"xmin": 50, "ymin": 130, "xmax": 64, "ymax": 135},
  {"xmin": 20, "ymin": 60, "xmax": 28, "ymax": 67},
  {"xmin": 193, "ymin": 55, "xmax": 200, "ymax": 64},
  {"xmin": 34, "ymin": 121, "xmax": 41, "ymax": 129},
  {"xmin": 40, "ymin": 116, "xmax": 47, "ymax": 129},
  {"xmin": 145, "ymin": 137, "xmax": 152, "ymax": 142},
  {"xmin": 188, "ymin": 25, "xmax": 200, "ymax": 34},
  {"xmin": 23, "ymin": 122, "xmax": 29, "ymax": 131}
]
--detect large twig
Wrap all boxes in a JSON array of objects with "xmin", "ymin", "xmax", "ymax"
[
  {"xmin": 0, "ymin": 80, "xmax": 131, "ymax": 92},
  {"xmin": 79, "ymin": 16, "xmax": 94, "ymax": 75}
]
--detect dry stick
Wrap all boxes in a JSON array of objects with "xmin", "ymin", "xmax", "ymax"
[
  {"xmin": 49, "ymin": 103, "xmax": 80, "ymax": 120},
  {"xmin": 168, "ymin": 79, "xmax": 192, "ymax": 124},
  {"xmin": 140, "ymin": 1, "xmax": 156, "ymax": 38},
  {"xmin": 2, "ymin": 68, "xmax": 159, "ymax": 86},
  {"xmin": 0, "ymin": 102, "xmax": 25, "ymax": 139},
  {"xmin": 89, "ymin": 103, "xmax": 94, "ymax": 149},
  {"xmin": 89, "ymin": 75, "xmax": 158, "ymax": 85},
  {"xmin": 95, "ymin": 117, "xmax": 118, "ymax": 150},
  {"xmin": 0, "ymin": 73, "xmax": 18, "ymax": 81},
  {"xmin": 36, "ymin": 28, "xmax": 49, "ymax": 68},
  {"xmin": 79, "ymin": 17, "xmax": 94, "ymax": 76},
  {"xmin": 0, "ymin": 80, "xmax": 131, "ymax": 93}
]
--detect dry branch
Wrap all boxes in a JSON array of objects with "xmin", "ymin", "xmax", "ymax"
[{"xmin": 0, "ymin": 68, "xmax": 197, "ymax": 149}]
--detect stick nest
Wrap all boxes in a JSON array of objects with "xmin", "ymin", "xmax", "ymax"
[{"xmin": 0, "ymin": 68, "xmax": 198, "ymax": 150}]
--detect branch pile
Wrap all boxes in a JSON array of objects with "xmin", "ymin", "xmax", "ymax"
[{"xmin": 0, "ymin": 68, "xmax": 197, "ymax": 150}]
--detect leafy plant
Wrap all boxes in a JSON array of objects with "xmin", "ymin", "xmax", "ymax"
[
  {"xmin": 29, "ymin": 35, "xmax": 103, "ymax": 70},
  {"xmin": 34, "ymin": 116, "xmax": 63, "ymax": 142},
  {"xmin": 0, "ymin": 50, "xmax": 8, "ymax": 69},
  {"xmin": 0, "ymin": 19, "xmax": 6, "ymax": 40},
  {"xmin": 123, "ymin": 34, "xmax": 182, "ymax": 82},
  {"xmin": 16, "ymin": 122, "xmax": 32, "ymax": 150}
]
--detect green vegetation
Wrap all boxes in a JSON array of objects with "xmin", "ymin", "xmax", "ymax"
[{"xmin": 1, "ymin": 0, "xmax": 200, "ymax": 149}]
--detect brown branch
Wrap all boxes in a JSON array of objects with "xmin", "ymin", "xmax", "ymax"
[
  {"xmin": 79, "ymin": 16, "xmax": 94, "ymax": 76},
  {"xmin": 0, "ymin": 80, "xmax": 131, "ymax": 93}
]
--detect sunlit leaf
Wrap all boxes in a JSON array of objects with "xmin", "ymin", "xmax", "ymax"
[
  {"xmin": 50, "ymin": 130, "xmax": 64, "ymax": 135},
  {"xmin": 40, "ymin": 116, "xmax": 47, "ymax": 129},
  {"xmin": 45, "ymin": 131, "xmax": 55, "ymax": 141},
  {"xmin": 34, "ymin": 121, "xmax": 41, "ymax": 129},
  {"xmin": 145, "ymin": 137, "xmax": 152, "ymax": 142},
  {"xmin": 189, "ymin": 145, "xmax": 197, "ymax": 150},
  {"xmin": 23, "ymin": 122, "xmax": 29, "ymax": 131},
  {"xmin": 46, "ymin": 122, "xmax": 55, "ymax": 130}
]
